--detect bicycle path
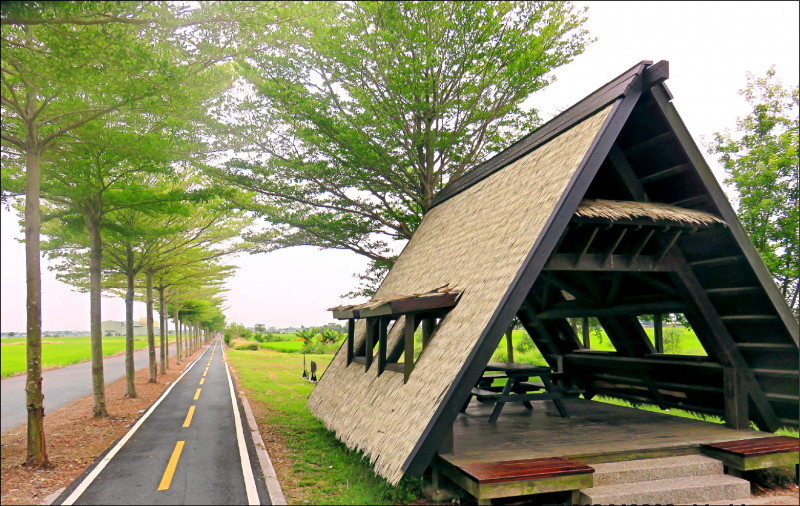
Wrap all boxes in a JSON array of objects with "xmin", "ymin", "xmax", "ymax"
[
  {"xmin": 1, "ymin": 343, "xmax": 181, "ymax": 432},
  {"xmin": 56, "ymin": 338, "xmax": 269, "ymax": 505}
]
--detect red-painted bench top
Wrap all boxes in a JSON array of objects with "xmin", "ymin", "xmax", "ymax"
[
  {"xmin": 459, "ymin": 457, "xmax": 594, "ymax": 484},
  {"xmin": 702, "ymin": 436, "xmax": 799, "ymax": 457}
]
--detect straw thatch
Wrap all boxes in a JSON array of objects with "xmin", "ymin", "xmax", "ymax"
[
  {"xmin": 307, "ymin": 104, "xmax": 614, "ymax": 484},
  {"xmin": 575, "ymin": 199, "xmax": 724, "ymax": 227}
]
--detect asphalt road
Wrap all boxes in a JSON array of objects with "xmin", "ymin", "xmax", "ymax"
[
  {"xmin": 1, "ymin": 342, "xmax": 178, "ymax": 432},
  {"xmin": 57, "ymin": 338, "xmax": 268, "ymax": 505}
]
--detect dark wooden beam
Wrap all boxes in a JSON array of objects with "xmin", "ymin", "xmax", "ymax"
[
  {"xmin": 365, "ymin": 317, "xmax": 375, "ymax": 372},
  {"xmin": 650, "ymin": 84, "xmax": 798, "ymax": 344},
  {"xmin": 607, "ymin": 144, "xmax": 649, "ymax": 202},
  {"xmin": 723, "ymin": 366, "xmax": 749, "ymax": 430},
  {"xmin": 623, "ymin": 131, "xmax": 672, "ymax": 157},
  {"xmin": 575, "ymin": 226, "xmax": 599, "ymax": 267},
  {"xmin": 630, "ymin": 229, "xmax": 655, "ymax": 262},
  {"xmin": 357, "ymin": 291, "xmax": 460, "ymax": 318},
  {"xmin": 603, "ymin": 229, "xmax": 628, "ymax": 267},
  {"xmin": 688, "ymin": 256, "xmax": 744, "ymax": 268},
  {"xmin": 655, "ymin": 229, "xmax": 682, "ymax": 263},
  {"xmin": 346, "ymin": 318, "xmax": 354, "ymax": 366},
  {"xmin": 404, "ymin": 315, "xmax": 415, "ymax": 383},
  {"xmin": 582, "ymin": 316, "xmax": 590, "ymax": 349},
  {"xmin": 606, "ymin": 272, "xmax": 623, "ymax": 305},
  {"xmin": 670, "ymin": 194, "xmax": 709, "ymax": 208},
  {"xmin": 643, "ymin": 60, "xmax": 669, "ymax": 88},
  {"xmin": 505, "ymin": 326, "xmax": 514, "ymax": 363},
  {"xmin": 378, "ymin": 317, "xmax": 389, "ymax": 375},
  {"xmin": 545, "ymin": 253, "xmax": 677, "ymax": 272},
  {"xmin": 669, "ymin": 254, "xmax": 781, "ymax": 432},
  {"xmin": 629, "ymin": 273, "xmax": 679, "ymax": 298},
  {"xmin": 705, "ymin": 286, "xmax": 760, "ymax": 296},
  {"xmin": 640, "ymin": 163, "xmax": 691, "ymax": 184},
  {"xmin": 422, "ymin": 318, "xmax": 436, "ymax": 349},
  {"xmin": 654, "ymin": 313, "xmax": 663, "ymax": 354}
]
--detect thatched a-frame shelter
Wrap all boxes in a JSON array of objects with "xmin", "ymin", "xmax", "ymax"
[{"xmin": 307, "ymin": 61, "xmax": 799, "ymax": 486}]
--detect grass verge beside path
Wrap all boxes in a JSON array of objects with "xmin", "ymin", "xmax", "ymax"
[
  {"xmin": 1, "ymin": 336, "xmax": 154, "ymax": 378},
  {"xmin": 225, "ymin": 348, "xmax": 425, "ymax": 505}
]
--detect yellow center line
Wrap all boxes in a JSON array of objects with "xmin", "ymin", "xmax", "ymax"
[
  {"xmin": 199, "ymin": 377, "xmax": 205, "ymax": 385},
  {"xmin": 158, "ymin": 441, "xmax": 185, "ymax": 491},
  {"xmin": 203, "ymin": 370, "xmax": 207, "ymax": 377},
  {"xmin": 182, "ymin": 406, "xmax": 196, "ymax": 428},
  {"xmin": 194, "ymin": 388, "xmax": 201, "ymax": 400}
]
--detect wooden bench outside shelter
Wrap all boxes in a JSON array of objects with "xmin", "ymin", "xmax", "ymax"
[
  {"xmin": 701, "ymin": 435, "xmax": 799, "ymax": 478},
  {"xmin": 435, "ymin": 456, "xmax": 594, "ymax": 505}
]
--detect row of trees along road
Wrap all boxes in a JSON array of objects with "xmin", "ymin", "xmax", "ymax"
[
  {"xmin": 0, "ymin": 0, "xmax": 302, "ymax": 466},
  {"xmin": 4, "ymin": 0, "xmax": 795, "ymax": 472}
]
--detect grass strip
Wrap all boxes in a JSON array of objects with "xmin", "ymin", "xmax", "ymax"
[
  {"xmin": 1, "ymin": 336, "xmax": 152, "ymax": 378},
  {"xmin": 225, "ymin": 348, "xmax": 424, "ymax": 505}
]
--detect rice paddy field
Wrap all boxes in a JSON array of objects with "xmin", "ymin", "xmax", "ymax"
[{"xmin": 0, "ymin": 335, "xmax": 152, "ymax": 378}]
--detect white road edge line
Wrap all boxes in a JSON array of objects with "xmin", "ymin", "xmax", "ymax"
[
  {"xmin": 61, "ymin": 339, "xmax": 216, "ymax": 505},
  {"xmin": 223, "ymin": 346, "xmax": 260, "ymax": 505},
  {"xmin": 241, "ymin": 392, "xmax": 288, "ymax": 505}
]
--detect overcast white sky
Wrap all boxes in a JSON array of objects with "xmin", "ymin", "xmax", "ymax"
[{"xmin": 1, "ymin": 1, "xmax": 798, "ymax": 332}]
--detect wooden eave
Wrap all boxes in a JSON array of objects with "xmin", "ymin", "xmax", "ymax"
[{"xmin": 331, "ymin": 291, "xmax": 461, "ymax": 320}]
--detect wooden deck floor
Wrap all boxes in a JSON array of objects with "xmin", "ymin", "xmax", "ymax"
[{"xmin": 442, "ymin": 398, "xmax": 766, "ymax": 467}]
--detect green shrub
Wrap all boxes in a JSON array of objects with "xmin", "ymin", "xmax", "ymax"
[
  {"xmin": 301, "ymin": 342, "xmax": 339, "ymax": 354},
  {"xmin": 234, "ymin": 340, "xmax": 260, "ymax": 351},
  {"xmin": 253, "ymin": 333, "xmax": 265, "ymax": 343}
]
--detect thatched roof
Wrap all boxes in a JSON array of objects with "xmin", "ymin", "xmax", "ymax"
[
  {"xmin": 575, "ymin": 199, "xmax": 724, "ymax": 227},
  {"xmin": 307, "ymin": 60, "xmax": 799, "ymax": 486},
  {"xmin": 307, "ymin": 102, "xmax": 616, "ymax": 484}
]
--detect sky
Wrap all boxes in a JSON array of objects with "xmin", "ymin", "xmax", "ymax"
[{"xmin": 1, "ymin": 1, "xmax": 798, "ymax": 332}]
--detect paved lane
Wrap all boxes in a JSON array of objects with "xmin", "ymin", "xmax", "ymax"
[
  {"xmin": 1, "ymin": 343, "xmax": 178, "ymax": 432},
  {"xmin": 58, "ymin": 338, "xmax": 268, "ymax": 505}
]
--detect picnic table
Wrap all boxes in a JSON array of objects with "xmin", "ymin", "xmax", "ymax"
[{"xmin": 467, "ymin": 362, "xmax": 580, "ymax": 423}]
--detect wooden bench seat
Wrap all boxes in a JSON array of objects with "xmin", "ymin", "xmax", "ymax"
[
  {"xmin": 442, "ymin": 457, "xmax": 594, "ymax": 504},
  {"xmin": 518, "ymin": 382, "xmax": 584, "ymax": 397},
  {"xmin": 701, "ymin": 436, "xmax": 799, "ymax": 477}
]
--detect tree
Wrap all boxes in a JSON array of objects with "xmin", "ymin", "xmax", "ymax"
[
  {"xmin": 1, "ymin": 0, "xmax": 233, "ymax": 463},
  {"xmin": 708, "ymin": 67, "xmax": 799, "ymax": 314},
  {"xmin": 219, "ymin": 1, "xmax": 591, "ymax": 296}
]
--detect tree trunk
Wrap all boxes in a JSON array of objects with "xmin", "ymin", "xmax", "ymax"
[
  {"xmin": 146, "ymin": 268, "xmax": 156, "ymax": 382},
  {"xmin": 24, "ymin": 144, "xmax": 49, "ymax": 467},
  {"xmin": 124, "ymin": 248, "xmax": 136, "ymax": 398},
  {"xmin": 85, "ymin": 210, "xmax": 108, "ymax": 417},
  {"xmin": 158, "ymin": 288, "xmax": 167, "ymax": 373},
  {"xmin": 174, "ymin": 308, "xmax": 181, "ymax": 364}
]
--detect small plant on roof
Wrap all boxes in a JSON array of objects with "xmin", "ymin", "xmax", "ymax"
[{"xmin": 297, "ymin": 326, "xmax": 318, "ymax": 345}]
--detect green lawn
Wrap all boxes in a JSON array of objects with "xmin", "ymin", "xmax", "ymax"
[
  {"xmin": 225, "ymin": 348, "xmax": 423, "ymax": 505},
  {"xmin": 1, "ymin": 336, "xmax": 152, "ymax": 378},
  {"xmin": 259, "ymin": 340, "xmax": 305, "ymax": 353}
]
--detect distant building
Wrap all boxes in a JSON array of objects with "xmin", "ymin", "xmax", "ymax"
[{"xmin": 101, "ymin": 318, "xmax": 159, "ymax": 337}]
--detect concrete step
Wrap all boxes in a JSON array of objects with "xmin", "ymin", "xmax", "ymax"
[
  {"xmin": 592, "ymin": 455, "xmax": 723, "ymax": 486},
  {"xmin": 579, "ymin": 474, "xmax": 751, "ymax": 505}
]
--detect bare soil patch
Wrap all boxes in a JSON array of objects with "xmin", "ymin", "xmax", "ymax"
[{"xmin": 0, "ymin": 348, "xmax": 205, "ymax": 505}]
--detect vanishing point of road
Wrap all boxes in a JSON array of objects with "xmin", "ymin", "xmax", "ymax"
[{"xmin": 55, "ymin": 338, "xmax": 269, "ymax": 505}]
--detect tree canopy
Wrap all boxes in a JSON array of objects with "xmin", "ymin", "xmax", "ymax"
[
  {"xmin": 708, "ymin": 67, "xmax": 799, "ymax": 314},
  {"xmin": 218, "ymin": 1, "xmax": 592, "ymax": 295}
]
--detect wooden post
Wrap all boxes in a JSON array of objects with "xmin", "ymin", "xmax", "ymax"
[
  {"xmin": 582, "ymin": 316, "xmax": 590, "ymax": 349},
  {"xmin": 654, "ymin": 313, "xmax": 663, "ymax": 353},
  {"xmin": 439, "ymin": 425, "xmax": 454, "ymax": 454},
  {"xmin": 505, "ymin": 326, "xmax": 514, "ymax": 363},
  {"xmin": 422, "ymin": 318, "xmax": 435, "ymax": 349},
  {"xmin": 365, "ymin": 318, "xmax": 375, "ymax": 372},
  {"xmin": 378, "ymin": 317, "xmax": 388, "ymax": 375},
  {"xmin": 723, "ymin": 366, "xmax": 749, "ymax": 430},
  {"xmin": 346, "ymin": 318, "xmax": 354, "ymax": 366},
  {"xmin": 404, "ymin": 316, "xmax": 415, "ymax": 383}
]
